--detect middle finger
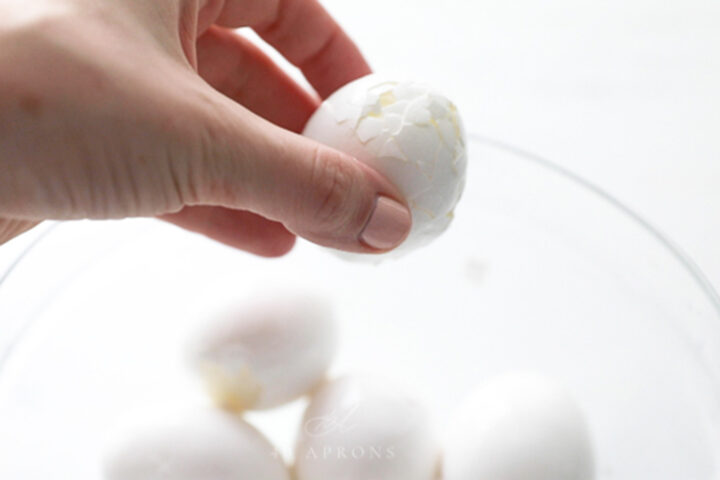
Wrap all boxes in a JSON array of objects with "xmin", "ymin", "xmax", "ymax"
[{"xmin": 197, "ymin": 25, "xmax": 319, "ymax": 133}]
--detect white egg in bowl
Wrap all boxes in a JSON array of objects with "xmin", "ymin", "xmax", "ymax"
[
  {"xmin": 443, "ymin": 372, "xmax": 595, "ymax": 480},
  {"xmin": 102, "ymin": 407, "xmax": 290, "ymax": 480},
  {"xmin": 294, "ymin": 375, "xmax": 439, "ymax": 480},
  {"xmin": 186, "ymin": 290, "xmax": 337, "ymax": 412}
]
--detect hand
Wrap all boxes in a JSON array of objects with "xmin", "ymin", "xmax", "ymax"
[{"xmin": 0, "ymin": 0, "xmax": 412, "ymax": 256}]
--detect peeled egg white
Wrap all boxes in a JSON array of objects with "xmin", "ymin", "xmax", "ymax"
[
  {"xmin": 187, "ymin": 292, "xmax": 336, "ymax": 411},
  {"xmin": 294, "ymin": 375, "xmax": 438, "ymax": 480},
  {"xmin": 103, "ymin": 408, "xmax": 289, "ymax": 480},
  {"xmin": 443, "ymin": 372, "xmax": 595, "ymax": 480},
  {"xmin": 302, "ymin": 74, "xmax": 467, "ymax": 258}
]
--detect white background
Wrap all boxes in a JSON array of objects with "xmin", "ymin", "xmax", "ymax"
[{"xmin": 1, "ymin": 0, "xmax": 719, "ymax": 288}]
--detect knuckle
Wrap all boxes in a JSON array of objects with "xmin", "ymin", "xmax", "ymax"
[
  {"xmin": 308, "ymin": 146, "xmax": 358, "ymax": 229},
  {"xmin": 183, "ymin": 97, "xmax": 246, "ymax": 206}
]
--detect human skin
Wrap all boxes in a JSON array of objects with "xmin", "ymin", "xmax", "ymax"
[{"xmin": 0, "ymin": 0, "xmax": 412, "ymax": 256}]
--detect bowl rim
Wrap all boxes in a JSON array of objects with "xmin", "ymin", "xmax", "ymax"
[
  {"xmin": 1, "ymin": 134, "xmax": 719, "ymax": 353},
  {"xmin": 468, "ymin": 134, "xmax": 720, "ymax": 315}
]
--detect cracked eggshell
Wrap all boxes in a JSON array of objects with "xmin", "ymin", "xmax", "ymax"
[
  {"xmin": 294, "ymin": 375, "xmax": 439, "ymax": 480},
  {"xmin": 302, "ymin": 74, "xmax": 468, "ymax": 258},
  {"xmin": 443, "ymin": 372, "xmax": 596, "ymax": 480},
  {"xmin": 103, "ymin": 407, "xmax": 290, "ymax": 480},
  {"xmin": 187, "ymin": 292, "xmax": 337, "ymax": 411}
]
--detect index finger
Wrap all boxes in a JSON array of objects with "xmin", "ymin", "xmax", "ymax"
[
  {"xmin": 209, "ymin": 1, "xmax": 370, "ymax": 98},
  {"xmin": 252, "ymin": 0, "xmax": 372, "ymax": 98}
]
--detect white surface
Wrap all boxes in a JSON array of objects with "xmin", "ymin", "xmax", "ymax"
[{"xmin": 1, "ymin": 0, "xmax": 718, "ymax": 287}]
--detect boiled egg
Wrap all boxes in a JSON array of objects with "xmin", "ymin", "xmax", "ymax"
[
  {"xmin": 294, "ymin": 375, "xmax": 439, "ymax": 480},
  {"xmin": 303, "ymin": 74, "xmax": 468, "ymax": 258},
  {"xmin": 186, "ymin": 291, "xmax": 336, "ymax": 411},
  {"xmin": 102, "ymin": 407, "xmax": 289, "ymax": 480},
  {"xmin": 443, "ymin": 372, "xmax": 595, "ymax": 480}
]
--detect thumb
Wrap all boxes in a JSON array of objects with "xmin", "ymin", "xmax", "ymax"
[{"xmin": 189, "ymin": 98, "xmax": 412, "ymax": 253}]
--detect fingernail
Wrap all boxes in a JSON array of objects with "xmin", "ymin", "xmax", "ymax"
[{"xmin": 360, "ymin": 196, "xmax": 412, "ymax": 250}]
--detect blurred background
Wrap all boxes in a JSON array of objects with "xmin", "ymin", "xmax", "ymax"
[{"xmin": 1, "ymin": 0, "xmax": 719, "ymax": 285}]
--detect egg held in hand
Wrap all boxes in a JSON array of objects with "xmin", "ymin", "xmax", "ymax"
[
  {"xmin": 294, "ymin": 375, "xmax": 439, "ymax": 480},
  {"xmin": 102, "ymin": 408, "xmax": 290, "ymax": 480},
  {"xmin": 187, "ymin": 292, "xmax": 337, "ymax": 411},
  {"xmin": 303, "ymin": 74, "xmax": 467, "ymax": 258},
  {"xmin": 443, "ymin": 372, "xmax": 596, "ymax": 480}
]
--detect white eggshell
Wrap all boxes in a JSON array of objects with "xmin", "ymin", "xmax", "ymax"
[
  {"xmin": 302, "ymin": 74, "xmax": 468, "ymax": 258},
  {"xmin": 443, "ymin": 372, "xmax": 595, "ymax": 480},
  {"xmin": 103, "ymin": 408, "xmax": 290, "ymax": 480},
  {"xmin": 294, "ymin": 375, "xmax": 438, "ymax": 480},
  {"xmin": 187, "ymin": 292, "xmax": 336, "ymax": 411}
]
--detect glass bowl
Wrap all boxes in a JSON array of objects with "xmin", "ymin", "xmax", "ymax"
[{"xmin": 1, "ymin": 136, "xmax": 719, "ymax": 479}]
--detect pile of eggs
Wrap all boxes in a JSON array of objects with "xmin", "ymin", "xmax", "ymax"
[{"xmin": 103, "ymin": 291, "xmax": 596, "ymax": 480}]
